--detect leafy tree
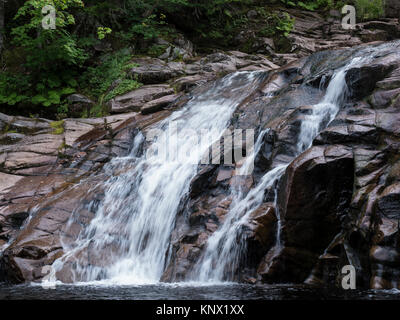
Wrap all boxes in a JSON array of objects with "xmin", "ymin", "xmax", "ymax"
[
  {"xmin": 11, "ymin": 0, "xmax": 87, "ymax": 71},
  {"xmin": 1, "ymin": 0, "xmax": 86, "ymax": 110}
]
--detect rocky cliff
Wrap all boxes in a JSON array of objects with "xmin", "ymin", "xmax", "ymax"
[{"xmin": 1, "ymin": 11, "xmax": 400, "ymax": 289}]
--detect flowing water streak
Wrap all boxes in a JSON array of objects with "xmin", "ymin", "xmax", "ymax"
[
  {"xmin": 193, "ymin": 163, "xmax": 287, "ymax": 282},
  {"xmin": 192, "ymin": 53, "xmax": 376, "ymax": 282},
  {"xmin": 50, "ymin": 71, "xmax": 263, "ymax": 284},
  {"xmin": 296, "ymin": 57, "xmax": 364, "ymax": 153}
]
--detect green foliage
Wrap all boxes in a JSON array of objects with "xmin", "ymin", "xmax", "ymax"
[
  {"xmin": 257, "ymin": 10, "xmax": 295, "ymax": 38},
  {"xmin": 0, "ymin": 73, "xmax": 30, "ymax": 106},
  {"xmin": 97, "ymin": 27, "xmax": 112, "ymax": 40},
  {"xmin": 104, "ymin": 79, "xmax": 142, "ymax": 102},
  {"xmin": 11, "ymin": 0, "xmax": 87, "ymax": 71},
  {"xmin": 0, "ymin": 70, "xmax": 77, "ymax": 108},
  {"xmin": 279, "ymin": 0, "xmax": 334, "ymax": 11},
  {"xmin": 147, "ymin": 44, "xmax": 169, "ymax": 57},
  {"xmin": 81, "ymin": 49, "xmax": 141, "ymax": 102},
  {"xmin": 0, "ymin": 0, "xmax": 86, "ymax": 113},
  {"xmin": 355, "ymin": 0, "xmax": 385, "ymax": 21},
  {"xmin": 276, "ymin": 13, "xmax": 295, "ymax": 37}
]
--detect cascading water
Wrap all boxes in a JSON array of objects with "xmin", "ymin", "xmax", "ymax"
[
  {"xmin": 190, "ymin": 54, "xmax": 373, "ymax": 282},
  {"xmin": 50, "ymin": 71, "xmax": 264, "ymax": 284}
]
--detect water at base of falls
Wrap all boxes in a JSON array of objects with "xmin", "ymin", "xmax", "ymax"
[
  {"xmin": 3, "ymin": 283, "xmax": 400, "ymax": 300},
  {"xmin": 49, "ymin": 71, "xmax": 264, "ymax": 285}
]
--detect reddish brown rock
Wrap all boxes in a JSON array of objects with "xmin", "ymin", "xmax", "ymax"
[
  {"xmin": 141, "ymin": 94, "xmax": 181, "ymax": 115},
  {"xmin": 108, "ymin": 85, "xmax": 174, "ymax": 113}
]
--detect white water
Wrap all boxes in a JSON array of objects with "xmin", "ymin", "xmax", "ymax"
[
  {"xmin": 296, "ymin": 57, "xmax": 365, "ymax": 153},
  {"xmin": 50, "ymin": 71, "xmax": 262, "ymax": 284},
  {"xmin": 191, "ymin": 55, "xmax": 371, "ymax": 282}
]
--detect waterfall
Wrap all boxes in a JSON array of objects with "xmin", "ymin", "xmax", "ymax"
[
  {"xmin": 191, "ymin": 55, "xmax": 371, "ymax": 282},
  {"xmin": 50, "ymin": 71, "xmax": 263, "ymax": 284},
  {"xmin": 47, "ymin": 42, "xmax": 391, "ymax": 286}
]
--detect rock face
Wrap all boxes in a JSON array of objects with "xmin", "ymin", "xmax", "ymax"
[
  {"xmin": 259, "ymin": 146, "xmax": 354, "ymax": 283},
  {"xmin": 1, "ymin": 39, "xmax": 400, "ymax": 290},
  {"xmin": 108, "ymin": 84, "xmax": 175, "ymax": 113}
]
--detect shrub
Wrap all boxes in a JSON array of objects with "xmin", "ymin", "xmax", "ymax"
[{"xmin": 355, "ymin": 0, "xmax": 385, "ymax": 21}]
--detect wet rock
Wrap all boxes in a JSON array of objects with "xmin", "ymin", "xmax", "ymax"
[
  {"xmin": 359, "ymin": 29, "xmax": 388, "ymax": 43},
  {"xmin": 346, "ymin": 64, "xmax": 395, "ymax": 100},
  {"xmin": 361, "ymin": 20, "xmax": 400, "ymax": 39},
  {"xmin": 216, "ymin": 167, "xmax": 233, "ymax": 182},
  {"xmin": 279, "ymin": 145, "xmax": 354, "ymax": 250},
  {"xmin": 376, "ymin": 66, "xmax": 400, "ymax": 90},
  {"xmin": 0, "ymin": 110, "xmax": 146, "ymax": 283},
  {"xmin": 189, "ymin": 165, "xmax": 218, "ymax": 198},
  {"xmin": 371, "ymin": 88, "xmax": 400, "ymax": 108},
  {"xmin": 246, "ymin": 204, "xmax": 277, "ymax": 251},
  {"xmin": 377, "ymin": 183, "xmax": 400, "ymax": 219},
  {"xmin": 371, "ymin": 246, "xmax": 400, "ymax": 267},
  {"xmin": 200, "ymin": 53, "xmax": 237, "ymax": 74},
  {"xmin": 0, "ymin": 172, "xmax": 23, "ymax": 193},
  {"xmin": 258, "ymin": 145, "xmax": 355, "ymax": 283},
  {"xmin": 172, "ymin": 75, "xmax": 213, "ymax": 92},
  {"xmin": 251, "ymin": 38, "xmax": 275, "ymax": 55},
  {"xmin": 2, "ymin": 41, "xmax": 400, "ymax": 287},
  {"xmin": 259, "ymin": 246, "xmax": 319, "ymax": 283}
]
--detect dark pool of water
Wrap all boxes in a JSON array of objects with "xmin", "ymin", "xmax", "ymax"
[{"xmin": 1, "ymin": 283, "xmax": 400, "ymax": 300}]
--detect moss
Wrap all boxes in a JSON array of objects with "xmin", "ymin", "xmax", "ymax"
[{"xmin": 50, "ymin": 120, "xmax": 65, "ymax": 135}]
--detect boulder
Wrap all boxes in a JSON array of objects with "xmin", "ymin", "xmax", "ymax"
[
  {"xmin": 157, "ymin": 34, "xmax": 194, "ymax": 62},
  {"xmin": 129, "ymin": 58, "xmax": 185, "ymax": 84},
  {"xmin": 172, "ymin": 75, "xmax": 212, "ymax": 92},
  {"xmin": 141, "ymin": 94, "xmax": 181, "ymax": 115},
  {"xmin": 258, "ymin": 145, "xmax": 354, "ymax": 283},
  {"xmin": 246, "ymin": 204, "xmax": 277, "ymax": 251},
  {"xmin": 66, "ymin": 94, "xmax": 94, "ymax": 118},
  {"xmin": 279, "ymin": 145, "xmax": 354, "ymax": 250},
  {"xmin": 108, "ymin": 84, "xmax": 174, "ymax": 113},
  {"xmin": 346, "ymin": 63, "xmax": 395, "ymax": 100}
]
